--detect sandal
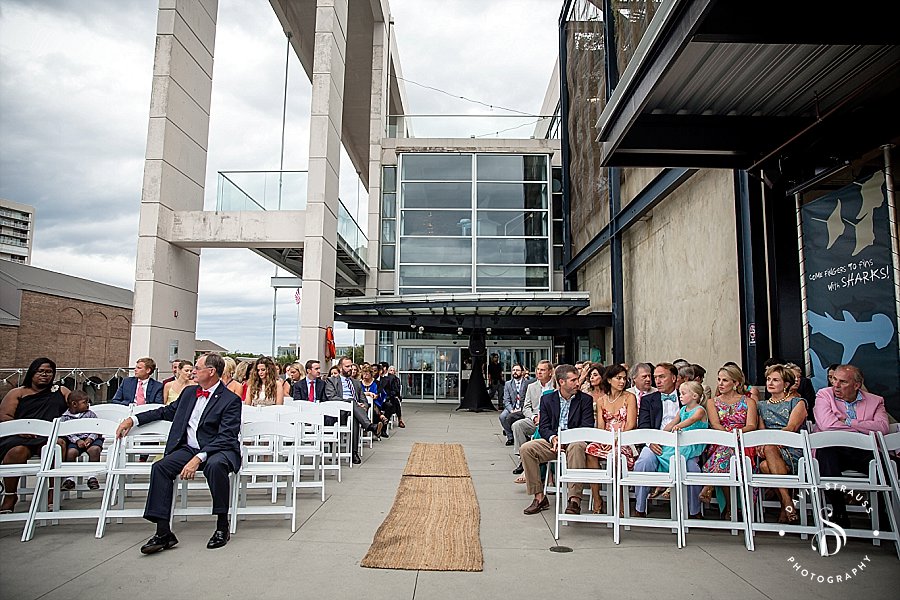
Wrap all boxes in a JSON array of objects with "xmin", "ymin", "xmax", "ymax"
[
  {"xmin": 592, "ymin": 499, "xmax": 605, "ymax": 514},
  {"xmin": 661, "ymin": 488, "xmax": 671, "ymax": 500},
  {"xmin": 62, "ymin": 479, "xmax": 76, "ymax": 491},
  {"xmin": 648, "ymin": 487, "xmax": 664, "ymax": 499},
  {"xmin": 398, "ymin": 419, "xmax": 406, "ymax": 428},
  {"xmin": 514, "ymin": 475, "xmax": 526, "ymax": 484},
  {"xmin": 778, "ymin": 506, "xmax": 800, "ymax": 524},
  {"xmin": 698, "ymin": 486, "xmax": 713, "ymax": 504},
  {"xmin": 87, "ymin": 477, "xmax": 100, "ymax": 490}
]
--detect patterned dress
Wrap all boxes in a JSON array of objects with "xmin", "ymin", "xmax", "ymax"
[
  {"xmin": 757, "ymin": 396, "xmax": 805, "ymax": 474},
  {"xmin": 585, "ymin": 403, "xmax": 636, "ymax": 469},
  {"xmin": 702, "ymin": 396, "xmax": 749, "ymax": 474}
]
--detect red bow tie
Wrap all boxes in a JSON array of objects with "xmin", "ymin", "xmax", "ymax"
[{"xmin": 196, "ymin": 389, "xmax": 210, "ymax": 398}]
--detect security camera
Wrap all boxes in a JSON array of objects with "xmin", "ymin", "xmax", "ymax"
[{"xmin": 457, "ymin": 327, "xmax": 464, "ymax": 335}]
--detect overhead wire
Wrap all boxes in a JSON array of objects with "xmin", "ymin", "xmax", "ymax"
[{"xmin": 391, "ymin": 75, "xmax": 538, "ymax": 117}]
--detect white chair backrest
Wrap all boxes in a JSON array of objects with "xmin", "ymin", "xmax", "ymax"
[
  {"xmin": 882, "ymin": 431, "xmax": 900, "ymax": 453},
  {"xmin": 558, "ymin": 427, "xmax": 615, "ymax": 446},
  {"xmin": 279, "ymin": 412, "xmax": 325, "ymax": 427},
  {"xmin": 319, "ymin": 401, "xmax": 351, "ymax": 418},
  {"xmin": 241, "ymin": 420, "xmax": 297, "ymax": 441},
  {"xmin": 619, "ymin": 428, "xmax": 676, "ymax": 447},
  {"xmin": 259, "ymin": 405, "xmax": 301, "ymax": 417},
  {"xmin": 55, "ymin": 417, "xmax": 119, "ymax": 439},
  {"xmin": 132, "ymin": 403, "xmax": 161, "ymax": 414},
  {"xmin": 241, "ymin": 405, "xmax": 267, "ymax": 423},
  {"xmin": 741, "ymin": 429, "xmax": 807, "ymax": 450},
  {"xmin": 297, "ymin": 402, "xmax": 324, "ymax": 415},
  {"xmin": 0, "ymin": 418, "xmax": 55, "ymax": 438},
  {"xmin": 888, "ymin": 423, "xmax": 900, "ymax": 434},
  {"xmin": 678, "ymin": 428, "xmax": 737, "ymax": 447},
  {"xmin": 127, "ymin": 420, "xmax": 172, "ymax": 438},
  {"xmin": 807, "ymin": 430, "xmax": 875, "ymax": 452},
  {"xmin": 91, "ymin": 404, "xmax": 132, "ymax": 421}
]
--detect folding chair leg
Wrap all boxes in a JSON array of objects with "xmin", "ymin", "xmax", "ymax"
[
  {"xmin": 95, "ymin": 473, "xmax": 116, "ymax": 538},
  {"xmin": 21, "ymin": 475, "xmax": 48, "ymax": 542}
]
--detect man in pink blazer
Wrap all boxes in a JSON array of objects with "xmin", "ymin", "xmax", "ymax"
[{"xmin": 813, "ymin": 364, "xmax": 889, "ymax": 527}]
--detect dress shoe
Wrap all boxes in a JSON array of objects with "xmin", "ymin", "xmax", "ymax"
[
  {"xmin": 380, "ymin": 430, "xmax": 389, "ymax": 439},
  {"xmin": 207, "ymin": 529, "xmax": 230, "ymax": 549},
  {"xmin": 564, "ymin": 499, "xmax": 581, "ymax": 515},
  {"xmin": 505, "ymin": 439, "xmax": 514, "ymax": 446},
  {"xmin": 523, "ymin": 496, "xmax": 550, "ymax": 515},
  {"xmin": 512, "ymin": 463, "xmax": 524, "ymax": 475},
  {"xmin": 365, "ymin": 423, "xmax": 380, "ymax": 434},
  {"xmin": 140, "ymin": 532, "xmax": 179, "ymax": 554},
  {"xmin": 352, "ymin": 453, "xmax": 362, "ymax": 465},
  {"xmin": 633, "ymin": 510, "xmax": 647, "ymax": 518}
]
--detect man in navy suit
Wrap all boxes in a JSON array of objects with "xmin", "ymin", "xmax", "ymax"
[
  {"xmin": 293, "ymin": 359, "xmax": 326, "ymax": 402},
  {"xmin": 633, "ymin": 362, "xmax": 702, "ymax": 518},
  {"xmin": 519, "ymin": 364, "xmax": 595, "ymax": 516},
  {"xmin": 115, "ymin": 352, "xmax": 242, "ymax": 553},
  {"xmin": 110, "ymin": 357, "xmax": 163, "ymax": 406}
]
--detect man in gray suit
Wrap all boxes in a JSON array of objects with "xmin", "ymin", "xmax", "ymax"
[
  {"xmin": 323, "ymin": 356, "xmax": 379, "ymax": 464},
  {"xmin": 512, "ymin": 360, "xmax": 555, "ymax": 476},
  {"xmin": 499, "ymin": 364, "xmax": 533, "ymax": 446}
]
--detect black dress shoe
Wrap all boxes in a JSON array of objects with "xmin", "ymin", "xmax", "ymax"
[
  {"xmin": 352, "ymin": 453, "xmax": 362, "ymax": 464},
  {"xmin": 365, "ymin": 423, "xmax": 380, "ymax": 434},
  {"xmin": 505, "ymin": 439, "xmax": 514, "ymax": 446},
  {"xmin": 140, "ymin": 532, "xmax": 179, "ymax": 554},
  {"xmin": 206, "ymin": 529, "xmax": 230, "ymax": 549},
  {"xmin": 512, "ymin": 463, "xmax": 524, "ymax": 475}
]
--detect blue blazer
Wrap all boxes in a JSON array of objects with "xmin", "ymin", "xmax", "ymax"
[
  {"xmin": 293, "ymin": 378, "xmax": 326, "ymax": 402},
  {"xmin": 638, "ymin": 391, "xmax": 665, "ymax": 430},
  {"xmin": 110, "ymin": 377, "xmax": 163, "ymax": 406},
  {"xmin": 537, "ymin": 390, "xmax": 595, "ymax": 442},
  {"xmin": 134, "ymin": 383, "xmax": 242, "ymax": 471}
]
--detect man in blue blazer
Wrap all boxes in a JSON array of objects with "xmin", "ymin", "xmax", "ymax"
[
  {"xmin": 110, "ymin": 357, "xmax": 163, "ymax": 405},
  {"xmin": 519, "ymin": 364, "xmax": 595, "ymax": 516},
  {"xmin": 116, "ymin": 353, "xmax": 242, "ymax": 553},
  {"xmin": 293, "ymin": 359, "xmax": 326, "ymax": 402}
]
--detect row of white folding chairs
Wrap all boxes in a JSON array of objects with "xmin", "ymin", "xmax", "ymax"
[{"xmin": 554, "ymin": 427, "xmax": 900, "ymax": 557}]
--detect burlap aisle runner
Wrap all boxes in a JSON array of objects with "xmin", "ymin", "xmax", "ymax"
[{"xmin": 361, "ymin": 443, "xmax": 483, "ymax": 571}]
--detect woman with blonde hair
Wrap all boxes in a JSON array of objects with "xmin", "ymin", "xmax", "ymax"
[
  {"xmin": 282, "ymin": 362, "xmax": 305, "ymax": 398},
  {"xmin": 162, "ymin": 360, "xmax": 193, "ymax": 405},
  {"xmin": 245, "ymin": 357, "xmax": 284, "ymax": 406},
  {"xmin": 221, "ymin": 356, "xmax": 243, "ymax": 397}
]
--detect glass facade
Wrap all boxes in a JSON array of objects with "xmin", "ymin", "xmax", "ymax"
[
  {"xmin": 396, "ymin": 153, "xmax": 552, "ymax": 295},
  {"xmin": 380, "ymin": 166, "xmax": 397, "ymax": 270}
]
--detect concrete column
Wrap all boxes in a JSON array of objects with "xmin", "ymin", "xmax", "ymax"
[
  {"xmin": 300, "ymin": 0, "xmax": 348, "ymax": 363},
  {"xmin": 363, "ymin": 18, "xmax": 391, "ymax": 364},
  {"xmin": 130, "ymin": 0, "xmax": 218, "ymax": 367}
]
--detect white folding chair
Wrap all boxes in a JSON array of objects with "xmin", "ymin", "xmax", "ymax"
[
  {"xmin": 877, "ymin": 429, "xmax": 900, "ymax": 558},
  {"xmin": 808, "ymin": 430, "xmax": 900, "ymax": 556},
  {"xmin": 319, "ymin": 402, "xmax": 353, "ymax": 479},
  {"xmin": 131, "ymin": 403, "xmax": 163, "ymax": 415},
  {"xmin": 278, "ymin": 411, "xmax": 326, "ymax": 501},
  {"xmin": 677, "ymin": 428, "xmax": 753, "ymax": 550},
  {"xmin": 22, "ymin": 418, "xmax": 120, "ymax": 541},
  {"xmin": 90, "ymin": 404, "xmax": 132, "ymax": 421},
  {"xmin": 740, "ymin": 429, "xmax": 822, "ymax": 545},
  {"xmin": 554, "ymin": 427, "xmax": 617, "ymax": 540},
  {"xmin": 96, "ymin": 420, "xmax": 172, "ymax": 537},
  {"xmin": 616, "ymin": 429, "xmax": 683, "ymax": 547},
  {"xmin": 0, "ymin": 419, "xmax": 56, "ymax": 525},
  {"xmin": 231, "ymin": 421, "xmax": 299, "ymax": 533}
]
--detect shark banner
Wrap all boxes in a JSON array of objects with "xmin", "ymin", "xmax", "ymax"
[{"xmin": 801, "ymin": 170, "xmax": 899, "ymax": 418}]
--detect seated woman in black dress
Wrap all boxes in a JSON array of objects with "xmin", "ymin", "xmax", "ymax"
[{"xmin": 0, "ymin": 357, "xmax": 69, "ymax": 513}]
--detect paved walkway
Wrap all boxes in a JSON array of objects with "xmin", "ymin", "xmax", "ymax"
[{"xmin": 1, "ymin": 404, "xmax": 898, "ymax": 599}]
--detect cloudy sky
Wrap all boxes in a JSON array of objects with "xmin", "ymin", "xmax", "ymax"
[{"xmin": 0, "ymin": 0, "xmax": 559, "ymax": 355}]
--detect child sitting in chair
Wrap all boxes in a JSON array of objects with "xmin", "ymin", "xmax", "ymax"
[{"xmin": 58, "ymin": 391, "xmax": 104, "ymax": 490}]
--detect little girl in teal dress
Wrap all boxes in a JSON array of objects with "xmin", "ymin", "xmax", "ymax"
[{"xmin": 657, "ymin": 382, "xmax": 708, "ymax": 472}]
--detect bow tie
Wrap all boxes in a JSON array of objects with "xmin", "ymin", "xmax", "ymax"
[
  {"xmin": 196, "ymin": 389, "xmax": 210, "ymax": 399},
  {"xmin": 661, "ymin": 392, "xmax": 678, "ymax": 403}
]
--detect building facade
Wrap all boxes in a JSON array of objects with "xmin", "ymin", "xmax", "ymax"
[{"xmin": 0, "ymin": 199, "xmax": 35, "ymax": 264}]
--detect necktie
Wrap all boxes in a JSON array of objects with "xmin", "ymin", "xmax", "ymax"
[
  {"xmin": 309, "ymin": 380, "xmax": 315, "ymax": 402},
  {"xmin": 196, "ymin": 388, "xmax": 210, "ymax": 399},
  {"xmin": 661, "ymin": 392, "xmax": 678, "ymax": 403},
  {"xmin": 135, "ymin": 380, "xmax": 145, "ymax": 405}
]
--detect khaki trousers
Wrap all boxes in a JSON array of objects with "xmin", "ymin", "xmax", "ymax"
[{"xmin": 520, "ymin": 438, "xmax": 587, "ymax": 498}]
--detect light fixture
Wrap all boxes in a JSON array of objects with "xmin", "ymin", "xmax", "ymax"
[
  {"xmin": 486, "ymin": 327, "xmax": 492, "ymax": 335},
  {"xmin": 417, "ymin": 326, "xmax": 424, "ymax": 334},
  {"xmin": 524, "ymin": 328, "xmax": 531, "ymax": 335},
  {"xmin": 457, "ymin": 327, "xmax": 464, "ymax": 335}
]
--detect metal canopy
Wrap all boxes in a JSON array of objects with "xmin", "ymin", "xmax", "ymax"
[
  {"xmin": 333, "ymin": 292, "xmax": 607, "ymax": 334},
  {"xmin": 595, "ymin": 0, "xmax": 900, "ymax": 170}
]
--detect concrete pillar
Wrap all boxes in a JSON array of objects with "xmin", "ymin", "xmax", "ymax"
[
  {"xmin": 300, "ymin": 0, "xmax": 348, "ymax": 363},
  {"xmin": 363, "ymin": 18, "xmax": 391, "ymax": 364},
  {"xmin": 130, "ymin": 0, "xmax": 218, "ymax": 367}
]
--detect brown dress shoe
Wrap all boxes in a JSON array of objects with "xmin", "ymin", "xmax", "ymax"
[
  {"xmin": 564, "ymin": 499, "xmax": 581, "ymax": 515},
  {"xmin": 523, "ymin": 496, "xmax": 550, "ymax": 515}
]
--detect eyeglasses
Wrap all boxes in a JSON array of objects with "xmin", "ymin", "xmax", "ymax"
[{"xmin": 36, "ymin": 369, "xmax": 54, "ymax": 375}]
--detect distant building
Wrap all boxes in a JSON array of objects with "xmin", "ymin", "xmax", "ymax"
[
  {"xmin": 195, "ymin": 338, "xmax": 228, "ymax": 356},
  {"xmin": 0, "ymin": 199, "xmax": 35, "ymax": 264},
  {"xmin": 277, "ymin": 343, "xmax": 298, "ymax": 359},
  {"xmin": 0, "ymin": 261, "xmax": 132, "ymax": 368}
]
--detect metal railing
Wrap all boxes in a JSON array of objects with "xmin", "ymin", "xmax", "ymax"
[
  {"xmin": 0, "ymin": 367, "xmax": 133, "ymax": 405},
  {"xmin": 387, "ymin": 114, "xmax": 557, "ymax": 139}
]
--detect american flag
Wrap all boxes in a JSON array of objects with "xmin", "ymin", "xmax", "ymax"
[{"xmin": 294, "ymin": 288, "xmax": 301, "ymax": 304}]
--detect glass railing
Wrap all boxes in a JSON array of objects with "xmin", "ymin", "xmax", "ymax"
[
  {"xmin": 387, "ymin": 115, "xmax": 557, "ymax": 139},
  {"xmin": 216, "ymin": 171, "xmax": 308, "ymax": 211},
  {"xmin": 215, "ymin": 170, "xmax": 368, "ymax": 267}
]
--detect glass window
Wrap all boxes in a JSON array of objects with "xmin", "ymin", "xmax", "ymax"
[
  {"xmin": 551, "ymin": 167, "xmax": 563, "ymax": 193},
  {"xmin": 477, "ymin": 239, "xmax": 548, "ymax": 264},
  {"xmin": 553, "ymin": 246, "xmax": 563, "ymax": 270},
  {"xmin": 402, "ymin": 155, "xmax": 471, "ymax": 180},
  {"xmin": 436, "ymin": 348, "xmax": 460, "ymax": 371},
  {"xmin": 400, "ymin": 347, "xmax": 436, "ymax": 371},
  {"xmin": 401, "ymin": 210, "xmax": 471, "ymax": 236},
  {"xmin": 476, "ymin": 183, "xmax": 547, "ymax": 210},
  {"xmin": 477, "ymin": 155, "xmax": 547, "ymax": 181},
  {"xmin": 552, "ymin": 219, "xmax": 563, "ymax": 243},
  {"xmin": 436, "ymin": 373, "xmax": 459, "ymax": 400},
  {"xmin": 382, "ymin": 219, "xmax": 395, "ymax": 244},
  {"xmin": 383, "ymin": 167, "xmax": 396, "ymax": 193},
  {"xmin": 476, "ymin": 266, "xmax": 549, "ymax": 288},
  {"xmin": 382, "ymin": 193, "xmax": 396, "ymax": 218},
  {"xmin": 476, "ymin": 211, "xmax": 548, "ymax": 236},
  {"xmin": 399, "ymin": 287, "xmax": 471, "ymax": 295},
  {"xmin": 552, "ymin": 193, "xmax": 562, "ymax": 217},
  {"xmin": 402, "ymin": 182, "xmax": 472, "ymax": 209},
  {"xmin": 400, "ymin": 237, "xmax": 472, "ymax": 263},
  {"xmin": 380, "ymin": 244, "xmax": 395, "ymax": 270},
  {"xmin": 399, "ymin": 265, "xmax": 472, "ymax": 288}
]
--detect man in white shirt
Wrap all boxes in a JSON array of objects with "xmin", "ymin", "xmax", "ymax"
[
  {"xmin": 110, "ymin": 357, "xmax": 163, "ymax": 406},
  {"xmin": 512, "ymin": 360, "xmax": 554, "ymax": 477},
  {"xmin": 116, "ymin": 353, "xmax": 242, "ymax": 553}
]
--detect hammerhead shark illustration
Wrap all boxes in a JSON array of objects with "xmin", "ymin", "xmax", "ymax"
[{"xmin": 808, "ymin": 310, "xmax": 894, "ymax": 364}]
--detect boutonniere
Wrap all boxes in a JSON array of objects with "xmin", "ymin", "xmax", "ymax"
[{"xmin": 51, "ymin": 384, "xmax": 59, "ymax": 392}]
